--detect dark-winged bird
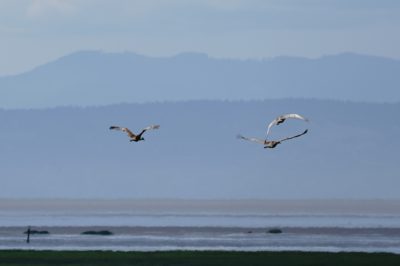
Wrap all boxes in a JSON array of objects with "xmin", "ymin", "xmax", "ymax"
[
  {"xmin": 109, "ymin": 125, "xmax": 160, "ymax": 142},
  {"xmin": 238, "ymin": 129, "xmax": 308, "ymax": 149}
]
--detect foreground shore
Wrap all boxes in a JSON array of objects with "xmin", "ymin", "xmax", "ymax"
[{"xmin": 1, "ymin": 250, "xmax": 400, "ymax": 266}]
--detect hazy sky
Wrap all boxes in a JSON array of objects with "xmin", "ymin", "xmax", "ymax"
[{"xmin": 1, "ymin": 0, "xmax": 400, "ymax": 75}]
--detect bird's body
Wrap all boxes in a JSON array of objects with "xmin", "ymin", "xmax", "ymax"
[
  {"xmin": 238, "ymin": 129, "xmax": 308, "ymax": 149},
  {"xmin": 264, "ymin": 141, "xmax": 281, "ymax": 149},
  {"xmin": 109, "ymin": 125, "xmax": 160, "ymax": 142},
  {"xmin": 266, "ymin": 113, "xmax": 309, "ymax": 138}
]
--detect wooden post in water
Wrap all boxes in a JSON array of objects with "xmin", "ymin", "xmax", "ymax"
[{"xmin": 26, "ymin": 226, "xmax": 31, "ymax": 243}]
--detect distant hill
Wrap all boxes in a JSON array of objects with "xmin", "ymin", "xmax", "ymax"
[
  {"xmin": 1, "ymin": 51, "xmax": 399, "ymax": 108},
  {"xmin": 0, "ymin": 99, "xmax": 399, "ymax": 199}
]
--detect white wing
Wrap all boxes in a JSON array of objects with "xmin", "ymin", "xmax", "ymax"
[
  {"xmin": 237, "ymin": 134, "xmax": 265, "ymax": 145},
  {"xmin": 142, "ymin": 125, "xmax": 160, "ymax": 131},
  {"xmin": 281, "ymin": 113, "xmax": 309, "ymax": 122},
  {"xmin": 266, "ymin": 120, "xmax": 277, "ymax": 137}
]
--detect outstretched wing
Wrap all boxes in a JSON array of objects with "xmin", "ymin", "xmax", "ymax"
[
  {"xmin": 137, "ymin": 124, "xmax": 160, "ymax": 137},
  {"xmin": 281, "ymin": 113, "xmax": 309, "ymax": 122},
  {"xmin": 266, "ymin": 120, "xmax": 278, "ymax": 137},
  {"xmin": 143, "ymin": 125, "xmax": 160, "ymax": 131},
  {"xmin": 109, "ymin": 125, "xmax": 124, "ymax": 132},
  {"xmin": 109, "ymin": 126, "xmax": 136, "ymax": 138},
  {"xmin": 266, "ymin": 113, "xmax": 309, "ymax": 138},
  {"xmin": 277, "ymin": 129, "xmax": 308, "ymax": 143},
  {"xmin": 237, "ymin": 134, "xmax": 265, "ymax": 145}
]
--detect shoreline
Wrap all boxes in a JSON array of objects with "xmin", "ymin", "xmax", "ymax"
[
  {"xmin": 1, "ymin": 226, "xmax": 400, "ymax": 254},
  {"xmin": 3, "ymin": 225, "xmax": 400, "ymax": 234}
]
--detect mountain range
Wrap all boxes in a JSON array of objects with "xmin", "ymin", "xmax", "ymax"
[{"xmin": 1, "ymin": 51, "xmax": 399, "ymax": 108}]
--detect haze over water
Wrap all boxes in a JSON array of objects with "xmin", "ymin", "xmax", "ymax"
[{"xmin": 1, "ymin": 199, "xmax": 400, "ymax": 227}]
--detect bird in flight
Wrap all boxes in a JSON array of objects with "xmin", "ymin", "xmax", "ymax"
[
  {"xmin": 109, "ymin": 125, "xmax": 160, "ymax": 142},
  {"xmin": 266, "ymin": 113, "xmax": 309, "ymax": 138},
  {"xmin": 238, "ymin": 129, "xmax": 308, "ymax": 149}
]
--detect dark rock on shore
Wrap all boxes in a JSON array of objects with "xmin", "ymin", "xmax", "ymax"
[
  {"xmin": 268, "ymin": 228, "xmax": 282, "ymax": 234},
  {"xmin": 81, "ymin": 230, "xmax": 113, "ymax": 236}
]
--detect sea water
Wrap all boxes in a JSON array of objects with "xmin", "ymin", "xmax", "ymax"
[{"xmin": 0, "ymin": 199, "xmax": 399, "ymax": 253}]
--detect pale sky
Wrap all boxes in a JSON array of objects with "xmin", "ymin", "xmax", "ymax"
[{"xmin": 1, "ymin": 0, "xmax": 400, "ymax": 75}]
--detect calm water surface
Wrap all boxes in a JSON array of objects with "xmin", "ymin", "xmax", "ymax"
[{"xmin": 1, "ymin": 199, "xmax": 399, "ymax": 253}]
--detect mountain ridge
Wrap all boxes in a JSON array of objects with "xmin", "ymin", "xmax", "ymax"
[{"xmin": 1, "ymin": 51, "xmax": 399, "ymax": 109}]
